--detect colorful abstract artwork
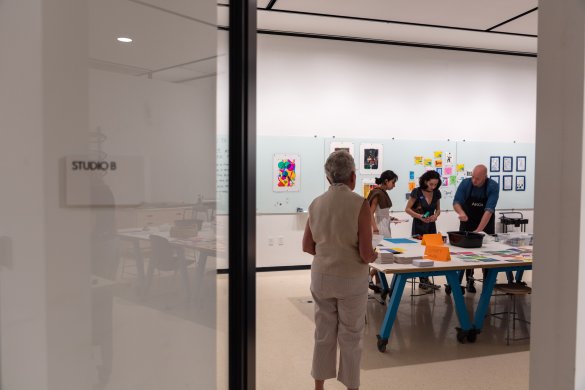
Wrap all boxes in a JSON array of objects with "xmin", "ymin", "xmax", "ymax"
[{"xmin": 273, "ymin": 154, "xmax": 300, "ymax": 192}]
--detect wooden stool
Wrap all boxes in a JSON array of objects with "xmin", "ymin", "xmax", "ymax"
[{"xmin": 491, "ymin": 283, "xmax": 532, "ymax": 345}]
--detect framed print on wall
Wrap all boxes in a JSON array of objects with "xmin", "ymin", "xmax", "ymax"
[
  {"xmin": 490, "ymin": 175, "xmax": 500, "ymax": 188},
  {"xmin": 273, "ymin": 154, "xmax": 300, "ymax": 192},
  {"xmin": 362, "ymin": 178, "xmax": 376, "ymax": 198},
  {"xmin": 516, "ymin": 175, "xmax": 526, "ymax": 191},
  {"xmin": 503, "ymin": 175, "xmax": 513, "ymax": 191},
  {"xmin": 502, "ymin": 156, "xmax": 513, "ymax": 172},
  {"xmin": 516, "ymin": 156, "xmax": 526, "ymax": 172},
  {"xmin": 490, "ymin": 156, "xmax": 500, "ymax": 172},
  {"xmin": 359, "ymin": 143, "xmax": 383, "ymax": 174},
  {"xmin": 329, "ymin": 141, "xmax": 355, "ymax": 158}
]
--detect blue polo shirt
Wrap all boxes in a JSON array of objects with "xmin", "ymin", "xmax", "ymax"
[{"xmin": 453, "ymin": 178, "xmax": 500, "ymax": 213}]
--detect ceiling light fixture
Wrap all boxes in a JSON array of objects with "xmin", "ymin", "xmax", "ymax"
[{"xmin": 117, "ymin": 37, "xmax": 133, "ymax": 43}]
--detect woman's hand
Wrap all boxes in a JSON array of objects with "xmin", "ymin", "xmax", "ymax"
[{"xmin": 427, "ymin": 215, "xmax": 438, "ymax": 222}]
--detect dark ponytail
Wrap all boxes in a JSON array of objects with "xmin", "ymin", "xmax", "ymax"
[{"xmin": 376, "ymin": 170, "xmax": 398, "ymax": 185}]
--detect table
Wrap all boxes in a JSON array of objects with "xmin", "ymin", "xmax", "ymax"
[
  {"xmin": 117, "ymin": 228, "xmax": 222, "ymax": 300},
  {"xmin": 370, "ymin": 238, "xmax": 532, "ymax": 352}
]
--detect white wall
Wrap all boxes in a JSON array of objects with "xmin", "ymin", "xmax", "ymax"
[
  {"xmin": 258, "ymin": 34, "xmax": 536, "ymax": 142},
  {"xmin": 90, "ymin": 69, "xmax": 217, "ymax": 204},
  {"xmin": 0, "ymin": 1, "xmax": 49, "ymax": 389},
  {"xmin": 531, "ymin": 0, "xmax": 585, "ymax": 388},
  {"xmin": 254, "ymin": 34, "xmax": 536, "ymax": 268}
]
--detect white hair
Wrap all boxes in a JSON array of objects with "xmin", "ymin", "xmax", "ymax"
[{"xmin": 324, "ymin": 150, "xmax": 355, "ymax": 183}]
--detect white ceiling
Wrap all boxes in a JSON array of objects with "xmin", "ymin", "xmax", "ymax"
[
  {"xmin": 246, "ymin": 0, "xmax": 538, "ymax": 55},
  {"xmin": 89, "ymin": 0, "xmax": 538, "ymax": 83}
]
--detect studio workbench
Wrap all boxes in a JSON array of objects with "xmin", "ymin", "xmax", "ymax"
[{"xmin": 370, "ymin": 238, "xmax": 532, "ymax": 352}]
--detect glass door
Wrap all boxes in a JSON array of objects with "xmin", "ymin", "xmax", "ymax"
[{"xmin": 0, "ymin": 0, "xmax": 234, "ymax": 388}]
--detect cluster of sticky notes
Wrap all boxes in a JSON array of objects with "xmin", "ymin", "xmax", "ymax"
[{"xmin": 421, "ymin": 233, "xmax": 451, "ymax": 261}]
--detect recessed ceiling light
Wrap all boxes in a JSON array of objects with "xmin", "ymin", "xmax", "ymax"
[{"xmin": 117, "ymin": 37, "xmax": 133, "ymax": 43}]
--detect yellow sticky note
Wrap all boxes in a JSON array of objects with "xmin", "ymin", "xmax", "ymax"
[
  {"xmin": 456, "ymin": 164, "xmax": 465, "ymax": 172},
  {"xmin": 423, "ymin": 158, "xmax": 432, "ymax": 167},
  {"xmin": 414, "ymin": 156, "xmax": 423, "ymax": 165},
  {"xmin": 434, "ymin": 151, "xmax": 443, "ymax": 159}
]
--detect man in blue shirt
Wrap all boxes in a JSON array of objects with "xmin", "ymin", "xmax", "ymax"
[{"xmin": 453, "ymin": 164, "xmax": 499, "ymax": 292}]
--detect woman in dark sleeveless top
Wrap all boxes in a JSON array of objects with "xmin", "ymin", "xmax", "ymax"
[{"xmin": 405, "ymin": 170, "xmax": 442, "ymax": 291}]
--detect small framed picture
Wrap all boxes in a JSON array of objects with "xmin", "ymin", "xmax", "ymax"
[
  {"xmin": 490, "ymin": 156, "xmax": 500, "ymax": 172},
  {"xmin": 503, "ymin": 175, "xmax": 513, "ymax": 191},
  {"xmin": 516, "ymin": 175, "xmax": 526, "ymax": 191},
  {"xmin": 516, "ymin": 156, "xmax": 526, "ymax": 172},
  {"xmin": 502, "ymin": 156, "xmax": 513, "ymax": 172},
  {"xmin": 490, "ymin": 175, "xmax": 500, "ymax": 187},
  {"xmin": 330, "ymin": 141, "xmax": 355, "ymax": 158},
  {"xmin": 359, "ymin": 143, "xmax": 383, "ymax": 174},
  {"xmin": 436, "ymin": 167, "xmax": 443, "ymax": 176}
]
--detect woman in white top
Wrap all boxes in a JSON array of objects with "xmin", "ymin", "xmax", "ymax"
[
  {"xmin": 302, "ymin": 150, "xmax": 377, "ymax": 390},
  {"xmin": 366, "ymin": 170, "xmax": 398, "ymax": 237}
]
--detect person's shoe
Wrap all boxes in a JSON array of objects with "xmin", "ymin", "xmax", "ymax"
[
  {"xmin": 466, "ymin": 282, "xmax": 477, "ymax": 293},
  {"xmin": 419, "ymin": 282, "xmax": 431, "ymax": 291},
  {"xmin": 515, "ymin": 281, "xmax": 528, "ymax": 287},
  {"xmin": 369, "ymin": 282, "xmax": 382, "ymax": 293}
]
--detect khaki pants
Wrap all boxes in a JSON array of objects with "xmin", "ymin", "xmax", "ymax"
[{"xmin": 310, "ymin": 271, "xmax": 368, "ymax": 389}]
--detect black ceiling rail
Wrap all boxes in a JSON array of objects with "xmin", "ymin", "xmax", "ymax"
[
  {"xmin": 218, "ymin": 28, "xmax": 536, "ymax": 58},
  {"xmin": 266, "ymin": 0, "xmax": 278, "ymax": 10},
  {"xmin": 217, "ymin": 3, "xmax": 537, "ymax": 38},
  {"xmin": 487, "ymin": 7, "xmax": 538, "ymax": 32},
  {"xmin": 217, "ymin": 26, "xmax": 537, "ymax": 57}
]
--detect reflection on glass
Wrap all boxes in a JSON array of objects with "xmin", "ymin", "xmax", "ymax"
[{"xmin": 88, "ymin": 0, "xmax": 225, "ymax": 388}]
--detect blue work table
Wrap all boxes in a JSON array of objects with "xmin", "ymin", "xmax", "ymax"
[{"xmin": 370, "ymin": 240, "xmax": 532, "ymax": 352}]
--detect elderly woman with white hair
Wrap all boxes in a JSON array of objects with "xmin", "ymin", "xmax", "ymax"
[{"xmin": 302, "ymin": 150, "xmax": 378, "ymax": 390}]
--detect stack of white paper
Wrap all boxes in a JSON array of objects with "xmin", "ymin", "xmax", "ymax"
[{"xmin": 412, "ymin": 259, "xmax": 434, "ymax": 267}]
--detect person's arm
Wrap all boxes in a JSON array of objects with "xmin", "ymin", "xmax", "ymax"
[
  {"xmin": 358, "ymin": 200, "xmax": 378, "ymax": 263},
  {"xmin": 453, "ymin": 179, "xmax": 469, "ymax": 222},
  {"xmin": 369, "ymin": 196, "xmax": 380, "ymax": 233},
  {"xmin": 302, "ymin": 219, "xmax": 316, "ymax": 255},
  {"xmin": 453, "ymin": 202, "xmax": 468, "ymax": 222},
  {"xmin": 404, "ymin": 195, "xmax": 422, "ymax": 219},
  {"xmin": 484, "ymin": 179, "xmax": 500, "ymax": 214},
  {"xmin": 474, "ymin": 211, "xmax": 493, "ymax": 233}
]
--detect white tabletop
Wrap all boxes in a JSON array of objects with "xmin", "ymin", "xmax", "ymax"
[{"xmin": 371, "ymin": 238, "xmax": 532, "ymax": 274}]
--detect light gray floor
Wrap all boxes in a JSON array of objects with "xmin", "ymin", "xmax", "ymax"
[{"xmin": 256, "ymin": 270, "xmax": 530, "ymax": 390}]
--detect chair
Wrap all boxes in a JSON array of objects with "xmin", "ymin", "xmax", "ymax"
[
  {"xmin": 490, "ymin": 283, "xmax": 532, "ymax": 345},
  {"xmin": 145, "ymin": 235, "xmax": 194, "ymax": 299},
  {"xmin": 409, "ymin": 276, "xmax": 439, "ymax": 298}
]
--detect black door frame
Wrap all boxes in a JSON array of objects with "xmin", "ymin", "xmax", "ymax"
[{"xmin": 228, "ymin": 1, "xmax": 257, "ymax": 389}]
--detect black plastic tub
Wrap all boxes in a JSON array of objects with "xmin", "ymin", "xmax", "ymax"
[{"xmin": 447, "ymin": 231, "xmax": 484, "ymax": 248}]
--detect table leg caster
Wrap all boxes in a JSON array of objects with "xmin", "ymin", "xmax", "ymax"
[
  {"xmin": 376, "ymin": 334, "xmax": 388, "ymax": 352},
  {"xmin": 456, "ymin": 327, "xmax": 479, "ymax": 343}
]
